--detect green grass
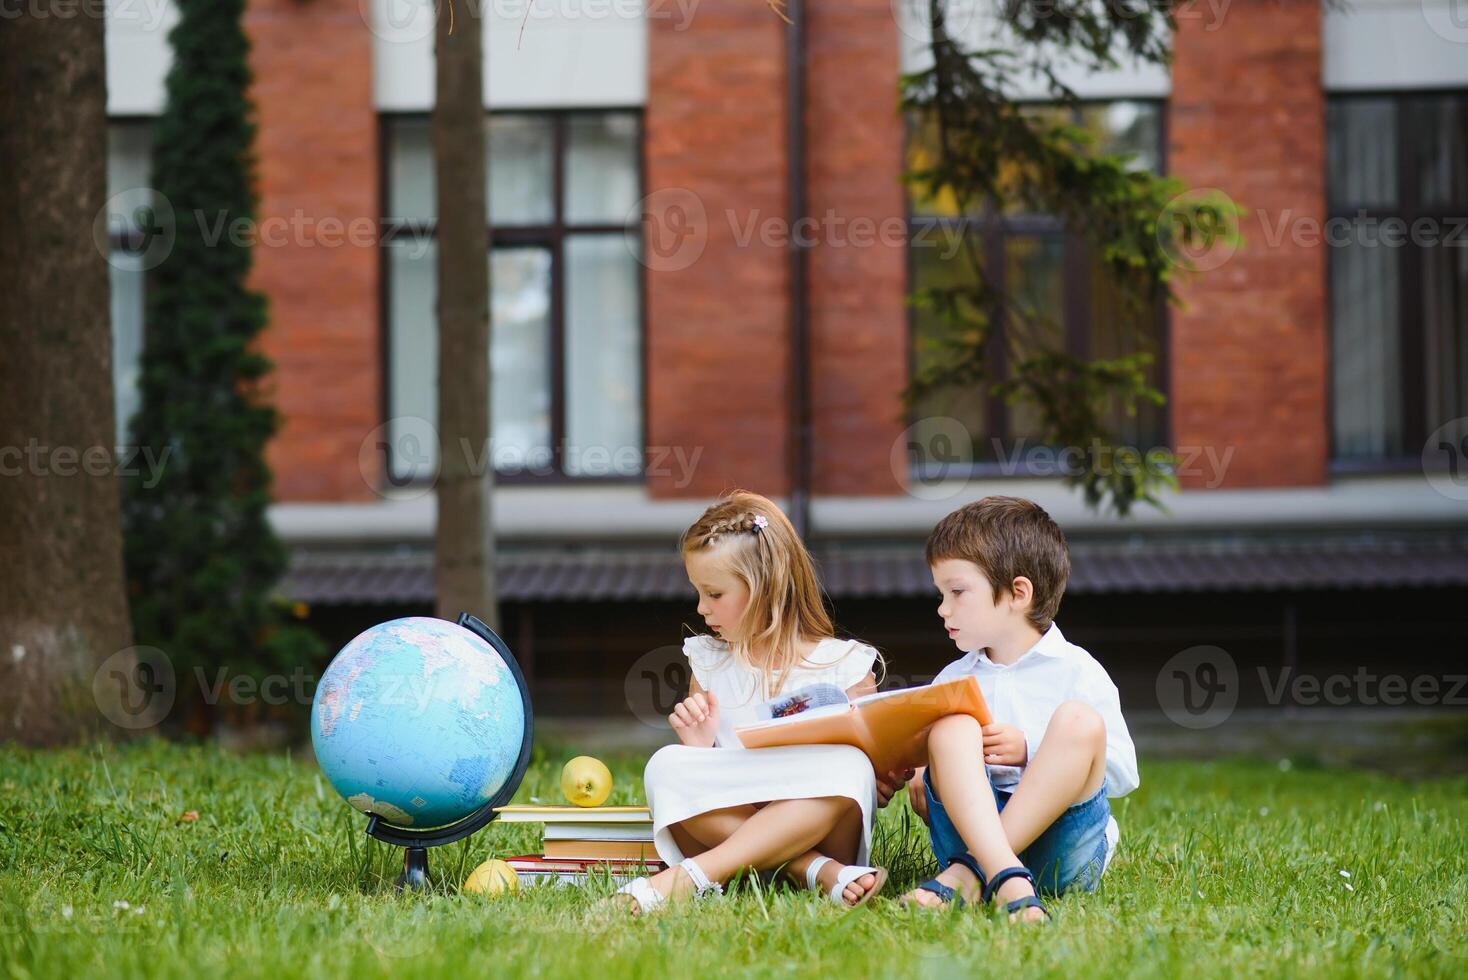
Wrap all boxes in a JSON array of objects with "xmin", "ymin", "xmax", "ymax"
[{"xmin": 2, "ymin": 739, "xmax": 1465, "ymax": 979}]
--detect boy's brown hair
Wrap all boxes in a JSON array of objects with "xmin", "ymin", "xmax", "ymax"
[{"xmin": 925, "ymin": 495, "xmax": 1070, "ymax": 631}]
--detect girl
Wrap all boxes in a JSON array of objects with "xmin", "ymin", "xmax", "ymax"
[{"xmin": 610, "ymin": 491, "xmax": 901, "ymax": 915}]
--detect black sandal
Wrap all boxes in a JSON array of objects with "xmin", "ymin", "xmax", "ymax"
[
  {"xmin": 980, "ymin": 865, "xmax": 1051, "ymax": 923},
  {"xmin": 910, "ymin": 852, "xmax": 983, "ymax": 909}
]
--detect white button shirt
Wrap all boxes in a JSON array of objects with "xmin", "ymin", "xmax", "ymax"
[{"xmin": 933, "ymin": 622, "xmax": 1140, "ymax": 798}]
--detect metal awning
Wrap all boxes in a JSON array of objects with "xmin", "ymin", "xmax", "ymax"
[{"xmin": 281, "ymin": 532, "xmax": 1468, "ymax": 605}]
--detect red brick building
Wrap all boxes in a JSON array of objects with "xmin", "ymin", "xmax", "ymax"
[{"xmin": 104, "ymin": 0, "xmax": 1468, "ymax": 713}]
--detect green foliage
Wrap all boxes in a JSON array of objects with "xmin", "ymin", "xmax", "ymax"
[
  {"xmin": 1, "ymin": 741, "xmax": 1465, "ymax": 977},
  {"xmin": 901, "ymin": 0, "xmax": 1243, "ymax": 515},
  {"xmin": 120, "ymin": 0, "xmax": 322, "ymax": 713}
]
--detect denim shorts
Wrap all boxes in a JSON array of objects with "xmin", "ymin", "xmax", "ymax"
[{"xmin": 924, "ymin": 768, "xmax": 1111, "ymax": 896}]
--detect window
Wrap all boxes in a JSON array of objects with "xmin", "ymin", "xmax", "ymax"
[
  {"xmin": 1328, "ymin": 93, "xmax": 1468, "ymax": 464},
  {"xmin": 105, "ymin": 120, "xmax": 154, "ymax": 447},
  {"xmin": 906, "ymin": 100, "xmax": 1167, "ymax": 471},
  {"xmin": 383, "ymin": 112, "xmax": 644, "ymax": 482}
]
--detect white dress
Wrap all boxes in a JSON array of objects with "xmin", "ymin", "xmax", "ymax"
[{"xmin": 643, "ymin": 634, "xmax": 881, "ymax": 868}]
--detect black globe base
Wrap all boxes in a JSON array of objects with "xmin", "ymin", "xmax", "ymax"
[{"xmin": 396, "ymin": 847, "xmax": 431, "ymax": 892}]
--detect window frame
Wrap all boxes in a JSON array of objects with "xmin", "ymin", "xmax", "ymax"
[
  {"xmin": 903, "ymin": 97, "xmax": 1172, "ymax": 479},
  {"xmin": 377, "ymin": 108, "xmax": 649, "ymax": 487},
  {"xmin": 1326, "ymin": 88, "xmax": 1468, "ymax": 474}
]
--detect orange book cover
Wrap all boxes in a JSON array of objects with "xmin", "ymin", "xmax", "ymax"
[{"xmin": 733, "ymin": 676, "xmax": 993, "ymax": 776}]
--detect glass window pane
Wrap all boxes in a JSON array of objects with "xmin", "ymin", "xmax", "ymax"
[
  {"xmin": 1089, "ymin": 260, "xmax": 1165, "ymax": 450},
  {"xmin": 564, "ymin": 113, "xmax": 639, "ymax": 225},
  {"xmin": 1408, "ymin": 94, "xmax": 1468, "ymax": 208},
  {"xmin": 910, "ymin": 230, "xmax": 990, "ymax": 461},
  {"xmin": 488, "ymin": 115, "xmax": 554, "ymax": 226},
  {"xmin": 108, "ymin": 122, "xmax": 152, "ymax": 445},
  {"xmin": 1078, "ymin": 101, "xmax": 1162, "ymax": 173},
  {"xmin": 1328, "ymin": 99, "xmax": 1397, "ymax": 208},
  {"xmin": 490, "ymin": 247, "xmax": 553, "ymax": 466},
  {"xmin": 1423, "ymin": 240, "xmax": 1468, "ymax": 432},
  {"xmin": 563, "ymin": 234, "xmax": 641, "ymax": 475},
  {"xmin": 109, "ymin": 251, "xmax": 146, "ymax": 445},
  {"xmin": 386, "ymin": 236, "xmax": 440, "ymax": 480},
  {"xmin": 906, "ymin": 113, "xmax": 973, "ymax": 218},
  {"xmin": 1330, "ymin": 229, "xmax": 1403, "ymax": 458},
  {"xmin": 1003, "ymin": 234, "xmax": 1066, "ymax": 445},
  {"xmin": 386, "ymin": 239, "xmax": 555, "ymax": 479},
  {"xmin": 388, "ymin": 118, "xmax": 435, "ymax": 222}
]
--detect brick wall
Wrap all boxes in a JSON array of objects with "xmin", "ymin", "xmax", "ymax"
[
  {"xmin": 1168, "ymin": 0, "xmax": 1329, "ymax": 488},
  {"xmin": 643, "ymin": 0, "xmax": 792, "ymax": 498},
  {"xmin": 645, "ymin": 0, "xmax": 908, "ymax": 499},
  {"xmin": 806, "ymin": 0, "xmax": 908, "ymax": 496},
  {"xmin": 245, "ymin": 0, "xmax": 380, "ymax": 501}
]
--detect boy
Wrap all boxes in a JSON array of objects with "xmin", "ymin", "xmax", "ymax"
[{"xmin": 889, "ymin": 496, "xmax": 1139, "ymax": 922}]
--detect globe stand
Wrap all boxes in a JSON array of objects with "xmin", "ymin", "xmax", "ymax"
[
  {"xmin": 359, "ymin": 613, "xmax": 535, "ymax": 894},
  {"xmin": 398, "ymin": 847, "xmax": 431, "ymax": 892}
]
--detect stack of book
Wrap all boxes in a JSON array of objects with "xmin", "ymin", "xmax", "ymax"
[{"xmin": 494, "ymin": 804, "xmax": 665, "ymax": 887}]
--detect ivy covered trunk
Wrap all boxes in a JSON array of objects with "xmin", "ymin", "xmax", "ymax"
[
  {"xmin": 0, "ymin": 5, "xmax": 135, "ymax": 745},
  {"xmin": 121, "ymin": 0, "xmax": 321, "ymax": 733}
]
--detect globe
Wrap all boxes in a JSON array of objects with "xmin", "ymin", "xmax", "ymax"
[{"xmin": 311, "ymin": 616, "xmax": 527, "ymax": 829}]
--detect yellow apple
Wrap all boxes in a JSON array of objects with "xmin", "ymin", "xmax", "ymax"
[
  {"xmin": 560, "ymin": 756, "xmax": 613, "ymax": 807},
  {"xmin": 462, "ymin": 858, "xmax": 518, "ymax": 896}
]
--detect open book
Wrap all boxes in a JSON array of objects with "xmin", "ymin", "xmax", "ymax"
[{"xmin": 734, "ymin": 676, "xmax": 992, "ymax": 776}]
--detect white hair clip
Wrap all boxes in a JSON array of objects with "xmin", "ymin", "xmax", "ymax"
[{"xmin": 752, "ymin": 515, "xmax": 769, "ymax": 532}]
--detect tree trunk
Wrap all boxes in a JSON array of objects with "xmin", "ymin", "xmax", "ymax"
[
  {"xmin": 0, "ymin": 10, "xmax": 136, "ymax": 744},
  {"xmin": 433, "ymin": 0, "xmax": 498, "ymax": 629}
]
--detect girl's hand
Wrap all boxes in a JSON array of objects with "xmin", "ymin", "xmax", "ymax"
[
  {"xmin": 669, "ymin": 690, "xmax": 719, "ymax": 747},
  {"xmin": 876, "ymin": 767, "xmax": 915, "ymax": 808},
  {"xmin": 981, "ymin": 723, "xmax": 1028, "ymax": 767}
]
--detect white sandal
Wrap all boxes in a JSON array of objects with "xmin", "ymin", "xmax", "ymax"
[
  {"xmin": 805, "ymin": 855, "xmax": 888, "ymax": 908},
  {"xmin": 612, "ymin": 857, "xmax": 722, "ymax": 916}
]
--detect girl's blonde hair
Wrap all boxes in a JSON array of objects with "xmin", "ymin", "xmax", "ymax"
[{"xmin": 680, "ymin": 490, "xmax": 840, "ymax": 699}]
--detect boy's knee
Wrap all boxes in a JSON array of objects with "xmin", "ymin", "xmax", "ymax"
[
  {"xmin": 1051, "ymin": 700, "xmax": 1106, "ymax": 746},
  {"xmin": 929, "ymin": 713, "xmax": 982, "ymax": 745}
]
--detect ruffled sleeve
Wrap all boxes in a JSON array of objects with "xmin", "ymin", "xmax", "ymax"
[
  {"xmin": 811, "ymin": 639, "xmax": 878, "ymax": 691},
  {"xmin": 681, "ymin": 634, "xmax": 730, "ymax": 689}
]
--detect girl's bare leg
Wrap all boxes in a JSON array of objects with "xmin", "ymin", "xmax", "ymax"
[
  {"xmin": 780, "ymin": 801, "xmax": 880, "ymax": 904},
  {"xmin": 636, "ymin": 797, "xmax": 851, "ymax": 903}
]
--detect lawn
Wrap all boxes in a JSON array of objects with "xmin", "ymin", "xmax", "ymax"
[{"xmin": 1, "ymin": 738, "xmax": 1464, "ymax": 979}]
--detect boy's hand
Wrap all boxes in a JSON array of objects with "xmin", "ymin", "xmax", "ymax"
[
  {"xmin": 876, "ymin": 767, "xmax": 915, "ymax": 808},
  {"xmin": 981, "ymin": 723, "xmax": 1028, "ymax": 767},
  {"xmin": 669, "ymin": 690, "xmax": 719, "ymax": 747}
]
